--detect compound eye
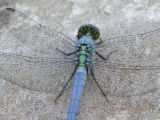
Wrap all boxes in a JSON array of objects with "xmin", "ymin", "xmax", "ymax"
[{"xmin": 77, "ymin": 24, "xmax": 100, "ymax": 40}]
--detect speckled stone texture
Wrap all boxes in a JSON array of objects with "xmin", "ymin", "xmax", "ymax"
[{"xmin": 0, "ymin": 0, "xmax": 160, "ymax": 120}]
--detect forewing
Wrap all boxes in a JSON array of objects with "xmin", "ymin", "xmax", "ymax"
[
  {"xmin": 96, "ymin": 28, "xmax": 160, "ymax": 63},
  {"xmin": 0, "ymin": 8, "xmax": 76, "ymax": 55}
]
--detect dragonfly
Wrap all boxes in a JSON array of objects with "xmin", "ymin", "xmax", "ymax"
[{"xmin": 0, "ymin": 8, "xmax": 160, "ymax": 120}]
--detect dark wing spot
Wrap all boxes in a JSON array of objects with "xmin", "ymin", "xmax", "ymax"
[{"xmin": 6, "ymin": 8, "xmax": 15, "ymax": 12}]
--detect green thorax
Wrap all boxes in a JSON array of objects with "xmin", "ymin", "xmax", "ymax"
[
  {"xmin": 74, "ymin": 36, "xmax": 96, "ymax": 69},
  {"xmin": 74, "ymin": 24, "xmax": 100, "ymax": 69}
]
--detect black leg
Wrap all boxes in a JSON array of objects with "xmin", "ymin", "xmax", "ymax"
[
  {"xmin": 90, "ymin": 66, "xmax": 109, "ymax": 103},
  {"xmin": 96, "ymin": 50, "xmax": 117, "ymax": 60},
  {"xmin": 56, "ymin": 48, "xmax": 75, "ymax": 56},
  {"xmin": 54, "ymin": 68, "xmax": 76, "ymax": 103},
  {"xmin": 95, "ymin": 38, "xmax": 103, "ymax": 46}
]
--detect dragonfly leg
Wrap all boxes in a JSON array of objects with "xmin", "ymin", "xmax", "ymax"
[
  {"xmin": 96, "ymin": 50, "xmax": 117, "ymax": 60},
  {"xmin": 56, "ymin": 48, "xmax": 75, "ymax": 56},
  {"xmin": 54, "ymin": 67, "xmax": 76, "ymax": 103},
  {"xmin": 90, "ymin": 66, "xmax": 109, "ymax": 102},
  {"xmin": 95, "ymin": 38, "xmax": 102, "ymax": 46}
]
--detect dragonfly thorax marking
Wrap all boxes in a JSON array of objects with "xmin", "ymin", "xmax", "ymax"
[{"xmin": 74, "ymin": 36, "xmax": 95, "ymax": 68}]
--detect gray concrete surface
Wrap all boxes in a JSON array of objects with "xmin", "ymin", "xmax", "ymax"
[{"xmin": 0, "ymin": 0, "xmax": 160, "ymax": 120}]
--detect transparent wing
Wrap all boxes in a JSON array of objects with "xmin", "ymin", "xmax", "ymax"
[
  {"xmin": 93, "ymin": 27, "xmax": 160, "ymax": 97},
  {"xmin": 0, "ymin": 8, "xmax": 76, "ymax": 93},
  {"xmin": 0, "ymin": 51, "xmax": 74, "ymax": 94},
  {"xmin": 94, "ymin": 59, "xmax": 160, "ymax": 97},
  {"xmin": 96, "ymin": 27, "xmax": 160, "ymax": 62},
  {"xmin": 0, "ymin": 8, "xmax": 76, "ymax": 55}
]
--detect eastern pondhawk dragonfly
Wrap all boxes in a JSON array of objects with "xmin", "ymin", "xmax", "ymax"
[{"xmin": 0, "ymin": 8, "xmax": 160, "ymax": 120}]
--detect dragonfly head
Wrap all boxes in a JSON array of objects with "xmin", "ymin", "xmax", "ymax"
[{"xmin": 77, "ymin": 24, "xmax": 100, "ymax": 40}]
